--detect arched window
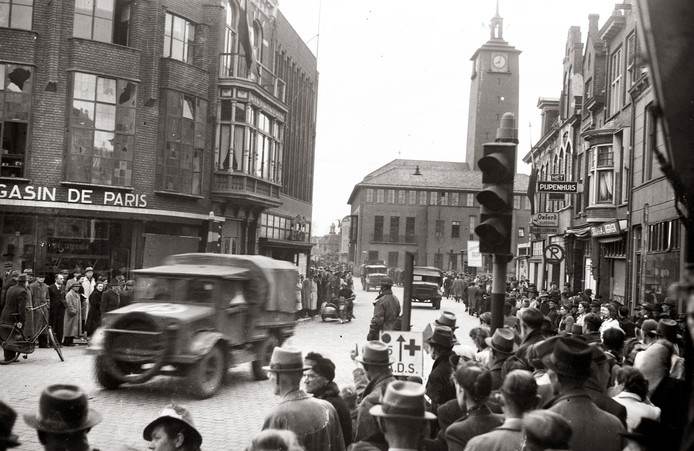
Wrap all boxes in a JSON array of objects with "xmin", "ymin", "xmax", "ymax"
[
  {"xmin": 220, "ymin": 1, "xmax": 238, "ymax": 77},
  {"xmin": 252, "ymin": 21, "xmax": 263, "ymax": 62},
  {"xmin": 558, "ymin": 150, "xmax": 564, "ymax": 176}
]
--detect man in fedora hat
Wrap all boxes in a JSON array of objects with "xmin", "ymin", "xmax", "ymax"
[
  {"xmin": 543, "ymin": 337, "xmax": 624, "ymax": 451},
  {"xmin": 354, "ymin": 341, "xmax": 396, "ymax": 442},
  {"xmin": 485, "ymin": 327, "xmax": 517, "ymax": 390},
  {"xmin": 368, "ymin": 381, "xmax": 436, "ymax": 450},
  {"xmin": 423, "ymin": 311, "xmax": 459, "ymax": 353},
  {"xmin": 0, "ymin": 401, "xmax": 20, "ymax": 450},
  {"xmin": 0, "ymin": 273, "xmax": 29, "ymax": 361},
  {"xmin": 425, "ymin": 325, "xmax": 456, "ymax": 413},
  {"xmin": 367, "ymin": 278, "xmax": 400, "ymax": 341},
  {"xmin": 464, "ymin": 370, "xmax": 539, "ymax": 451},
  {"xmin": 143, "ymin": 403, "xmax": 202, "ymax": 451},
  {"xmin": 262, "ymin": 346, "xmax": 344, "ymax": 451},
  {"xmin": 24, "ymin": 384, "xmax": 102, "ymax": 451}
]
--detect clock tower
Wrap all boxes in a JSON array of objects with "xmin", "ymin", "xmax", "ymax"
[{"xmin": 465, "ymin": 4, "xmax": 521, "ymax": 167}]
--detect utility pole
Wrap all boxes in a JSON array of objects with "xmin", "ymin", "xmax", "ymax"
[
  {"xmin": 401, "ymin": 252, "xmax": 415, "ymax": 332},
  {"xmin": 475, "ymin": 113, "xmax": 518, "ymax": 332}
]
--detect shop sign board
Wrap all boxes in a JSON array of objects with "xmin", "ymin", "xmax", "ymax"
[
  {"xmin": 537, "ymin": 181, "xmax": 578, "ymax": 193},
  {"xmin": 591, "ymin": 221, "xmax": 621, "ymax": 237},
  {"xmin": 530, "ymin": 226, "xmax": 559, "ymax": 235},
  {"xmin": 550, "ymin": 174, "xmax": 565, "ymax": 181},
  {"xmin": 379, "ymin": 331, "xmax": 425, "ymax": 378},
  {"xmin": 467, "ymin": 241, "xmax": 482, "ymax": 267},
  {"xmin": 0, "ymin": 183, "xmax": 148, "ymax": 208},
  {"xmin": 531, "ymin": 212, "xmax": 559, "ymax": 227}
]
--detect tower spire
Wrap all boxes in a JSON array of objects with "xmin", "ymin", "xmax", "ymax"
[{"xmin": 490, "ymin": 0, "xmax": 504, "ymax": 40}]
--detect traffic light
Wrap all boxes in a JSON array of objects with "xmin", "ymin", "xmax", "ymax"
[
  {"xmin": 474, "ymin": 113, "xmax": 517, "ymax": 255},
  {"xmin": 204, "ymin": 219, "xmax": 224, "ymax": 253}
]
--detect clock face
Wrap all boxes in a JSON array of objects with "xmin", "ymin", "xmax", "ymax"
[{"xmin": 492, "ymin": 54, "xmax": 507, "ymax": 70}]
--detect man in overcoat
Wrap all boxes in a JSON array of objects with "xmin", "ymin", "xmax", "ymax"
[
  {"xmin": 29, "ymin": 274, "xmax": 50, "ymax": 347},
  {"xmin": 0, "ymin": 274, "xmax": 29, "ymax": 361},
  {"xmin": 367, "ymin": 278, "xmax": 400, "ymax": 340},
  {"xmin": 354, "ymin": 341, "xmax": 396, "ymax": 442},
  {"xmin": 425, "ymin": 326, "xmax": 456, "ymax": 413},
  {"xmin": 48, "ymin": 274, "xmax": 65, "ymax": 343},
  {"xmin": 262, "ymin": 346, "xmax": 344, "ymax": 451}
]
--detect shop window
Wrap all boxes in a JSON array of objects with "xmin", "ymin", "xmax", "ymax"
[
  {"xmin": 0, "ymin": 0, "xmax": 32, "ymax": 30},
  {"xmin": 73, "ymin": 0, "xmax": 130, "ymax": 45},
  {"xmin": 373, "ymin": 216, "xmax": 383, "ymax": 242},
  {"xmin": 405, "ymin": 217, "xmax": 415, "ymax": 243},
  {"xmin": 0, "ymin": 64, "xmax": 32, "ymax": 178},
  {"xmin": 158, "ymin": 90, "xmax": 206, "ymax": 194},
  {"xmin": 163, "ymin": 12, "xmax": 195, "ymax": 64},
  {"xmin": 68, "ymin": 72, "xmax": 136, "ymax": 186},
  {"xmin": 451, "ymin": 221, "xmax": 460, "ymax": 239},
  {"xmin": 387, "ymin": 251, "xmax": 398, "ymax": 268}
]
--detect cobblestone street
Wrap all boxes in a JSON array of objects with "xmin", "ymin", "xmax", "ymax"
[{"xmin": 1, "ymin": 286, "xmax": 479, "ymax": 451}]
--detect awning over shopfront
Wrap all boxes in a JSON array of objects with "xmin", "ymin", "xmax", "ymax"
[{"xmin": 565, "ymin": 224, "xmax": 592, "ymax": 238}]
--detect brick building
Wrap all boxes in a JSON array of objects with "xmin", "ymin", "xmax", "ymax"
[
  {"xmin": 347, "ymin": 159, "xmax": 530, "ymax": 275},
  {"xmin": 523, "ymin": 1, "xmax": 685, "ymax": 308},
  {"xmin": 0, "ymin": 0, "xmax": 316, "ymax": 277}
]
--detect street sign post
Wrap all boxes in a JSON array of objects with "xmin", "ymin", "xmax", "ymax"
[
  {"xmin": 544, "ymin": 244, "xmax": 565, "ymax": 264},
  {"xmin": 379, "ymin": 331, "xmax": 425, "ymax": 378}
]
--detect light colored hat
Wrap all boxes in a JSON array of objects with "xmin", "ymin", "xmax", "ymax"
[
  {"xmin": 355, "ymin": 341, "xmax": 393, "ymax": 366},
  {"xmin": 263, "ymin": 347, "xmax": 311, "ymax": 373},
  {"xmin": 143, "ymin": 404, "xmax": 201, "ymax": 447},
  {"xmin": 369, "ymin": 381, "xmax": 436, "ymax": 420}
]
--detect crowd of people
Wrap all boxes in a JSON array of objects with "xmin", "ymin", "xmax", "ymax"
[
  {"xmin": 296, "ymin": 267, "xmax": 355, "ymax": 320},
  {"xmin": 0, "ymin": 265, "xmax": 134, "ymax": 357}
]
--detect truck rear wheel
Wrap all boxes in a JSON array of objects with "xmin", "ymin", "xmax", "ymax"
[
  {"xmin": 252, "ymin": 335, "xmax": 278, "ymax": 381},
  {"xmin": 187, "ymin": 345, "xmax": 226, "ymax": 399},
  {"xmin": 95, "ymin": 355, "xmax": 122, "ymax": 390}
]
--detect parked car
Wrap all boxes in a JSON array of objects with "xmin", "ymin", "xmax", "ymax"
[
  {"xmin": 412, "ymin": 266, "xmax": 443, "ymax": 309},
  {"xmin": 89, "ymin": 254, "xmax": 298, "ymax": 398},
  {"xmin": 363, "ymin": 264, "xmax": 388, "ymax": 291}
]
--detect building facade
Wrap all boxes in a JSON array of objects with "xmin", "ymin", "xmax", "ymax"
[
  {"xmin": 0, "ymin": 0, "xmax": 315, "ymax": 278},
  {"xmin": 523, "ymin": 1, "xmax": 685, "ymax": 309},
  {"xmin": 347, "ymin": 160, "xmax": 530, "ymax": 275},
  {"xmin": 465, "ymin": 8, "xmax": 521, "ymax": 167}
]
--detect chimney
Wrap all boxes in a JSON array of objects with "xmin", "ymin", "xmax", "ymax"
[{"xmin": 588, "ymin": 14, "xmax": 599, "ymax": 34}]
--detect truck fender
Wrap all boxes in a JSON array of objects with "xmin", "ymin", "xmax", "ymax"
[{"xmin": 189, "ymin": 331, "xmax": 227, "ymax": 358}]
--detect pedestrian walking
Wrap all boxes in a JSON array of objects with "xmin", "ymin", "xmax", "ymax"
[
  {"xmin": 367, "ymin": 278, "xmax": 400, "ymax": 340},
  {"xmin": 29, "ymin": 273, "xmax": 50, "ymax": 347},
  {"xmin": 23, "ymin": 384, "xmax": 102, "ymax": 451},
  {"xmin": 143, "ymin": 404, "xmax": 202, "ymax": 451},
  {"xmin": 48, "ymin": 274, "xmax": 65, "ymax": 343},
  {"xmin": 0, "ymin": 400, "xmax": 20, "ymax": 450},
  {"xmin": 63, "ymin": 280, "xmax": 83, "ymax": 346},
  {"xmin": 451, "ymin": 276, "xmax": 466, "ymax": 304},
  {"xmin": 85, "ymin": 281, "xmax": 105, "ymax": 337},
  {"xmin": 262, "ymin": 347, "xmax": 345, "ymax": 451}
]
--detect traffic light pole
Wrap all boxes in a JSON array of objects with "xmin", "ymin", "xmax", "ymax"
[
  {"xmin": 490, "ymin": 254, "xmax": 511, "ymax": 333},
  {"xmin": 401, "ymin": 251, "xmax": 414, "ymax": 332}
]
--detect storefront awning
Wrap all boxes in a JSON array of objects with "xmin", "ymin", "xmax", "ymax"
[
  {"xmin": 565, "ymin": 224, "xmax": 592, "ymax": 238},
  {"xmin": 258, "ymin": 237, "xmax": 314, "ymax": 251},
  {"xmin": 598, "ymin": 235, "xmax": 624, "ymax": 244}
]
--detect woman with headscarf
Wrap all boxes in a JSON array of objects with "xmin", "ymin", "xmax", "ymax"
[{"xmin": 85, "ymin": 280, "xmax": 105, "ymax": 336}]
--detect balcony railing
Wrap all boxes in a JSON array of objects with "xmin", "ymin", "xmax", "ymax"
[
  {"xmin": 369, "ymin": 234, "xmax": 417, "ymax": 244},
  {"xmin": 219, "ymin": 53, "xmax": 286, "ymax": 102},
  {"xmin": 212, "ymin": 172, "xmax": 281, "ymax": 206}
]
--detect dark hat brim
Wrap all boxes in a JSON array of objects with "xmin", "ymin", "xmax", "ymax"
[
  {"xmin": 23, "ymin": 409, "xmax": 102, "ymax": 434},
  {"xmin": 143, "ymin": 416, "xmax": 202, "ymax": 446},
  {"xmin": 426, "ymin": 336, "xmax": 454, "ymax": 349},
  {"xmin": 369, "ymin": 404, "xmax": 436, "ymax": 421},
  {"xmin": 484, "ymin": 337, "xmax": 515, "ymax": 355}
]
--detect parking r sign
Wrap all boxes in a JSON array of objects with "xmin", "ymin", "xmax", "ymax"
[{"xmin": 379, "ymin": 331, "xmax": 425, "ymax": 378}]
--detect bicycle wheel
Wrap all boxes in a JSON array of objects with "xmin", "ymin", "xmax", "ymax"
[{"xmin": 47, "ymin": 327, "xmax": 64, "ymax": 362}]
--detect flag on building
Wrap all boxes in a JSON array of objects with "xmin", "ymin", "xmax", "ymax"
[
  {"xmin": 527, "ymin": 165, "xmax": 538, "ymax": 215},
  {"xmin": 238, "ymin": 0, "xmax": 256, "ymax": 75}
]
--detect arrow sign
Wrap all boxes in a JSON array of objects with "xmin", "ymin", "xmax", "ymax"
[
  {"xmin": 396, "ymin": 335, "xmax": 405, "ymax": 361},
  {"xmin": 381, "ymin": 331, "xmax": 425, "ymax": 378}
]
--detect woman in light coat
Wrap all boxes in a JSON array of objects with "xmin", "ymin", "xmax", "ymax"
[{"xmin": 63, "ymin": 280, "xmax": 83, "ymax": 346}]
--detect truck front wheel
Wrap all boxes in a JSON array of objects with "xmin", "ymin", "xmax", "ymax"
[
  {"xmin": 187, "ymin": 345, "xmax": 226, "ymax": 399},
  {"xmin": 252, "ymin": 335, "xmax": 279, "ymax": 381},
  {"xmin": 95, "ymin": 355, "xmax": 122, "ymax": 390}
]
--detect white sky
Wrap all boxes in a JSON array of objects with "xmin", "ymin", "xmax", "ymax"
[{"xmin": 278, "ymin": 0, "xmax": 616, "ymax": 235}]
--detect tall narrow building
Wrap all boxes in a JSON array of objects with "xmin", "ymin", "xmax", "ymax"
[{"xmin": 465, "ymin": 6, "xmax": 521, "ymax": 167}]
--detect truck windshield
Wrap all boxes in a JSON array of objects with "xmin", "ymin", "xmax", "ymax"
[
  {"xmin": 414, "ymin": 275, "xmax": 441, "ymax": 285},
  {"xmin": 135, "ymin": 276, "xmax": 215, "ymax": 304},
  {"xmin": 366, "ymin": 267, "xmax": 387, "ymax": 275}
]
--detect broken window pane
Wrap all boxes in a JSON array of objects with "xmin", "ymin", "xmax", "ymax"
[
  {"xmin": 7, "ymin": 66, "xmax": 32, "ymax": 93},
  {"xmin": 71, "ymin": 100, "xmax": 95, "ymax": 127},
  {"xmin": 117, "ymin": 80, "xmax": 136, "ymax": 107},
  {"xmin": 70, "ymin": 128, "xmax": 93, "ymax": 155}
]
